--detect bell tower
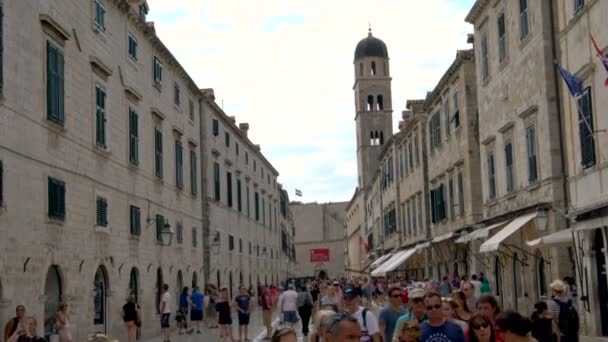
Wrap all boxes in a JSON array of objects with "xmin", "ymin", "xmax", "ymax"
[{"xmin": 353, "ymin": 28, "xmax": 393, "ymax": 188}]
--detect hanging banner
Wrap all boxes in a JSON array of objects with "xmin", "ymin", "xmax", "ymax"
[{"xmin": 310, "ymin": 248, "xmax": 330, "ymax": 263}]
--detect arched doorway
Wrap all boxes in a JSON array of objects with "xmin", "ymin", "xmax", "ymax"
[
  {"xmin": 94, "ymin": 266, "xmax": 109, "ymax": 332},
  {"xmin": 239, "ymin": 272, "xmax": 243, "ymax": 287},
  {"xmin": 216, "ymin": 270, "xmax": 221, "ymax": 288},
  {"xmin": 535, "ymin": 250, "xmax": 547, "ymax": 299},
  {"xmin": 44, "ymin": 265, "xmax": 62, "ymax": 336},
  {"xmin": 129, "ymin": 268, "xmax": 139, "ymax": 302},
  {"xmin": 513, "ymin": 253, "xmax": 523, "ymax": 311},
  {"xmin": 192, "ymin": 272, "xmax": 198, "ymax": 289},
  {"xmin": 229, "ymin": 272, "xmax": 233, "ymax": 298},
  {"xmin": 494, "ymin": 256, "xmax": 503, "ymax": 308},
  {"xmin": 594, "ymin": 229, "xmax": 608, "ymax": 335},
  {"xmin": 156, "ymin": 268, "xmax": 163, "ymax": 314},
  {"xmin": 176, "ymin": 270, "xmax": 183, "ymax": 308},
  {"xmin": 318, "ymin": 270, "xmax": 327, "ymax": 280}
]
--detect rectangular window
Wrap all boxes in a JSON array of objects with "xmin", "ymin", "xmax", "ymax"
[
  {"xmin": 430, "ymin": 189, "xmax": 436, "ymax": 224},
  {"xmin": 262, "ymin": 197, "xmax": 266, "ymax": 224},
  {"xmin": 174, "ymin": 83, "xmax": 180, "ymax": 106},
  {"xmin": 239, "ymin": 239, "xmax": 243, "ymax": 253},
  {"xmin": 487, "ymin": 153, "xmax": 496, "ymax": 199},
  {"xmin": 505, "ymin": 142, "xmax": 515, "ymax": 192},
  {"xmin": 189, "ymin": 100, "xmax": 194, "ymax": 121},
  {"xmin": 48, "ymin": 177, "xmax": 65, "ymax": 220},
  {"xmin": 213, "ymin": 162, "xmax": 220, "ymax": 201},
  {"xmin": 129, "ymin": 108, "xmax": 139, "ymax": 165},
  {"xmin": 498, "ymin": 13, "xmax": 507, "ymax": 63},
  {"xmin": 253, "ymin": 160, "xmax": 257, "ymax": 172},
  {"xmin": 437, "ymin": 184, "xmax": 446, "ymax": 221},
  {"xmin": 175, "ymin": 140, "xmax": 183, "ymax": 189},
  {"xmin": 448, "ymin": 177, "xmax": 455, "ymax": 221},
  {"xmin": 236, "ymin": 142, "xmax": 239, "ymax": 156},
  {"xmin": 261, "ymin": 168, "xmax": 265, "ymax": 180},
  {"xmin": 94, "ymin": 0, "xmax": 106, "ymax": 31},
  {"xmin": 237, "ymin": 179, "xmax": 242, "ymax": 212},
  {"xmin": 408, "ymin": 142, "xmax": 414, "ymax": 169},
  {"xmin": 519, "ymin": 0, "xmax": 529, "ymax": 40},
  {"xmin": 414, "ymin": 133, "xmax": 420, "ymax": 166},
  {"xmin": 130, "ymin": 205, "xmax": 141, "ymax": 236},
  {"xmin": 154, "ymin": 128, "xmax": 163, "ymax": 178},
  {"xmin": 128, "ymin": 32, "xmax": 138, "ymax": 61},
  {"xmin": 245, "ymin": 152, "xmax": 249, "ymax": 164},
  {"xmin": 96, "ymin": 196, "xmax": 108, "ymax": 227},
  {"xmin": 481, "ymin": 33, "xmax": 489, "ymax": 81},
  {"xmin": 412, "ymin": 198, "xmax": 417, "ymax": 231},
  {"xmin": 444, "ymin": 99, "xmax": 450, "ymax": 138},
  {"xmin": 457, "ymin": 172, "xmax": 464, "ymax": 216},
  {"xmin": 155, "ymin": 214, "xmax": 163, "ymax": 242},
  {"xmin": 190, "ymin": 150, "xmax": 197, "ymax": 195},
  {"xmin": 95, "ymin": 84, "xmax": 107, "ymax": 148},
  {"xmin": 225, "ymin": 132, "xmax": 230, "ymax": 147},
  {"xmin": 176, "ymin": 222, "xmax": 183, "ymax": 244},
  {"xmin": 574, "ymin": 0, "xmax": 585, "ymax": 14},
  {"xmin": 453, "ymin": 90, "xmax": 460, "ymax": 128},
  {"xmin": 47, "ymin": 41, "xmax": 65, "ymax": 125},
  {"xmin": 526, "ymin": 126, "xmax": 538, "ymax": 183},
  {"xmin": 192, "ymin": 227, "xmax": 197, "ymax": 247},
  {"xmin": 153, "ymin": 56, "xmax": 163, "ymax": 84},
  {"xmin": 212, "ymin": 119, "xmax": 219, "ymax": 136},
  {"xmin": 229, "ymin": 235, "xmax": 234, "ymax": 251},
  {"xmin": 226, "ymin": 172, "xmax": 233, "ymax": 207},
  {"xmin": 577, "ymin": 88, "xmax": 596, "ymax": 169},
  {"xmin": 417, "ymin": 195, "xmax": 422, "ymax": 232},
  {"xmin": 255, "ymin": 192, "xmax": 260, "ymax": 221},
  {"xmin": 246, "ymin": 186, "xmax": 251, "ymax": 217}
]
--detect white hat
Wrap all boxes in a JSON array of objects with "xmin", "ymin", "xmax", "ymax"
[
  {"xmin": 409, "ymin": 288, "xmax": 426, "ymax": 299},
  {"xmin": 550, "ymin": 279, "xmax": 565, "ymax": 292}
]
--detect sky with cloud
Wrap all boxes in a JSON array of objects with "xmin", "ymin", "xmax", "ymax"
[{"xmin": 147, "ymin": 0, "xmax": 475, "ymax": 203}]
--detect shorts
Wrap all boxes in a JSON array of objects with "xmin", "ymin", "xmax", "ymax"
[
  {"xmin": 262, "ymin": 310, "xmax": 272, "ymax": 326},
  {"xmin": 283, "ymin": 311, "xmax": 298, "ymax": 323},
  {"xmin": 238, "ymin": 313, "xmax": 250, "ymax": 325},
  {"xmin": 161, "ymin": 313, "xmax": 170, "ymax": 328},
  {"xmin": 191, "ymin": 310, "xmax": 203, "ymax": 321}
]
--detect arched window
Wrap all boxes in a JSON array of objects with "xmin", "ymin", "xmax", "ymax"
[
  {"xmin": 535, "ymin": 251, "xmax": 547, "ymax": 299},
  {"xmin": 156, "ymin": 268, "xmax": 163, "ymax": 314},
  {"xmin": 129, "ymin": 268, "xmax": 139, "ymax": 302},
  {"xmin": 375, "ymin": 131, "xmax": 380, "ymax": 146},
  {"xmin": 176, "ymin": 270, "xmax": 183, "ymax": 307},
  {"xmin": 370, "ymin": 131, "xmax": 375, "ymax": 146},
  {"xmin": 367, "ymin": 95, "xmax": 374, "ymax": 111},
  {"xmin": 216, "ymin": 270, "xmax": 221, "ymax": 288},
  {"xmin": 371, "ymin": 61, "xmax": 376, "ymax": 76},
  {"xmin": 192, "ymin": 272, "xmax": 198, "ymax": 288},
  {"xmin": 94, "ymin": 266, "xmax": 109, "ymax": 329},
  {"xmin": 359, "ymin": 63, "xmax": 363, "ymax": 76},
  {"xmin": 380, "ymin": 131, "xmax": 384, "ymax": 145},
  {"xmin": 44, "ymin": 265, "xmax": 62, "ymax": 336},
  {"xmin": 513, "ymin": 253, "xmax": 524, "ymax": 311},
  {"xmin": 377, "ymin": 95, "xmax": 384, "ymax": 110}
]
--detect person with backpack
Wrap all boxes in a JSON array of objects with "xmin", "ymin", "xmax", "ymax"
[
  {"xmin": 547, "ymin": 280, "xmax": 579, "ymax": 342},
  {"xmin": 342, "ymin": 287, "xmax": 380, "ymax": 342}
]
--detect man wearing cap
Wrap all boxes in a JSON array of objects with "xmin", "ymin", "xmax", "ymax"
[
  {"xmin": 342, "ymin": 287, "xmax": 380, "ymax": 342},
  {"xmin": 393, "ymin": 286, "xmax": 427, "ymax": 338},
  {"xmin": 547, "ymin": 279, "xmax": 579, "ymax": 342}
]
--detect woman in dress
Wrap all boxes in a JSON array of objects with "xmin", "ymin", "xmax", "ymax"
[
  {"xmin": 122, "ymin": 295, "xmax": 140, "ymax": 342},
  {"xmin": 216, "ymin": 288, "xmax": 234, "ymax": 342},
  {"xmin": 56, "ymin": 303, "xmax": 73, "ymax": 342},
  {"xmin": 205, "ymin": 287, "xmax": 218, "ymax": 329}
]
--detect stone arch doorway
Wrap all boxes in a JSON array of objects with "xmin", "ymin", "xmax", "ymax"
[
  {"xmin": 594, "ymin": 229, "xmax": 608, "ymax": 335},
  {"xmin": 192, "ymin": 272, "xmax": 198, "ymax": 289},
  {"xmin": 494, "ymin": 256, "xmax": 503, "ymax": 308},
  {"xmin": 129, "ymin": 268, "xmax": 139, "ymax": 302},
  {"xmin": 44, "ymin": 265, "xmax": 62, "ymax": 336},
  {"xmin": 155, "ymin": 268, "xmax": 163, "ymax": 314},
  {"xmin": 93, "ymin": 266, "xmax": 109, "ymax": 332},
  {"xmin": 535, "ymin": 250, "xmax": 547, "ymax": 299},
  {"xmin": 176, "ymin": 270, "xmax": 184, "ymax": 307}
]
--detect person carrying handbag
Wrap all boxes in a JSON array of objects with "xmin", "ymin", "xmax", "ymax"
[{"xmin": 122, "ymin": 295, "xmax": 141, "ymax": 342}]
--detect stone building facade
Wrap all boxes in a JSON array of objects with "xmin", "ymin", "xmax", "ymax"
[
  {"xmin": 292, "ymin": 202, "xmax": 347, "ymax": 279},
  {"xmin": 0, "ymin": 1, "xmax": 204, "ymax": 340}
]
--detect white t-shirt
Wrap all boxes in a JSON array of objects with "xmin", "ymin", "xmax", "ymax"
[
  {"xmin": 470, "ymin": 280, "xmax": 482, "ymax": 298},
  {"xmin": 161, "ymin": 292, "xmax": 171, "ymax": 314},
  {"xmin": 353, "ymin": 306, "xmax": 379, "ymax": 341},
  {"xmin": 279, "ymin": 290, "xmax": 298, "ymax": 312}
]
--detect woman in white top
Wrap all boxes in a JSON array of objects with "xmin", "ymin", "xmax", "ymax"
[{"xmin": 56, "ymin": 303, "xmax": 73, "ymax": 342}]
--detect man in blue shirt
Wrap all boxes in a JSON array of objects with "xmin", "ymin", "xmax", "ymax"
[
  {"xmin": 420, "ymin": 291, "xmax": 465, "ymax": 342},
  {"xmin": 189, "ymin": 286, "xmax": 204, "ymax": 334},
  {"xmin": 379, "ymin": 286, "xmax": 406, "ymax": 342}
]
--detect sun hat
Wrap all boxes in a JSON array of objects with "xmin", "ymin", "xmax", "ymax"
[{"xmin": 550, "ymin": 279, "xmax": 565, "ymax": 292}]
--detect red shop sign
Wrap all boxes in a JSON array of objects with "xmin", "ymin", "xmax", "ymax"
[{"xmin": 310, "ymin": 248, "xmax": 330, "ymax": 262}]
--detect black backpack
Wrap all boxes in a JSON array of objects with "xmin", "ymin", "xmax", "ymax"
[{"xmin": 554, "ymin": 299, "xmax": 579, "ymax": 339}]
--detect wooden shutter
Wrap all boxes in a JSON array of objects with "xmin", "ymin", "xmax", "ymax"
[
  {"xmin": 155, "ymin": 128, "xmax": 163, "ymax": 177},
  {"xmin": 430, "ymin": 189, "xmax": 437, "ymax": 223},
  {"xmin": 156, "ymin": 214, "xmax": 163, "ymax": 241},
  {"xmin": 48, "ymin": 178, "xmax": 65, "ymax": 219},
  {"xmin": 175, "ymin": 141, "xmax": 183, "ymax": 189},
  {"xmin": 190, "ymin": 151, "xmax": 197, "ymax": 194},
  {"xmin": 526, "ymin": 127, "xmax": 538, "ymax": 182},
  {"xmin": 129, "ymin": 109, "xmax": 138, "ymax": 165},
  {"xmin": 96, "ymin": 197, "xmax": 107, "ymax": 226},
  {"xmin": 96, "ymin": 86, "xmax": 106, "ymax": 147},
  {"xmin": 458, "ymin": 173, "xmax": 464, "ymax": 215},
  {"xmin": 237, "ymin": 179, "xmax": 242, "ymax": 211},
  {"xmin": 578, "ymin": 89, "xmax": 596, "ymax": 169},
  {"xmin": 47, "ymin": 42, "xmax": 64, "ymax": 125},
  {"xmin": 213, "ymin": 119, "xmax": 219, "ymax": 136}
]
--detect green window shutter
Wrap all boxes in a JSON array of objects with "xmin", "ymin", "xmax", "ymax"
[
  {"xmin": 129, "ymin": 109, "xmax": 139, "ymax": 165},
  {"xmin": 156, "ymin": 214, "xmax": 163, "ymax": 242},
  {"xmin": 190, "ymin": 151, "xmax": 197, "ymax": 194},
  {"xmin": 448, "ymin": 178, "xmax": 454, "ymax": 220},
  {"xmin": 177, "ymin": 222, "xmax": 183, "ymax": 243},
  {"xmin": 430, "ymin": 189, "xmax": 437, "ymax": 223},
  {"xmin": 192, "ymin": 227, "xmax": 197, "ymax": 247},
  {"xmin": 46, "ymin": 42, "xmax": 64, "ymax": 125},
  {"xmin": 457, "ymin": 173, "xmax": 464, "ymax": 215},
  {"xmin": 175, "ymin": 140, "xmax": 183, "ymax": 189},
  {"xmin": 578, "ymin": 88, "xmax": 596, "ymax": 169},
  {"xmin": 48, "ymin": 177, "xmax": 65, "ymax": 220},
  {"xmin": 155, "ymin": 128, "xmax": 163, "ymax": 178},
  {"xmin": 96, "ymin": 197, "xmax": 108, "ymax": 227},
  {"xmin": 95, "ymin": 85, "xmax": 106, "ymax": 148},
  {"xmin": 237, "ymin": 179, "xmax": 242, "ymax": 211},
  {"xmin": 213, "ymin": 162, "xmax": 220, "ymax": 201},
  {"xmin": 526, "ymin": 127, "xmax": 538, "ymax": 182},
  {"xmin": 226, "ymin": 172, "xmax": 233, "ymax": 207},
  {"xmin": 212, "ymin": 119, "xmax": 219, "ymax": 136},
  {"xmin": 255, "ymin": 192, "xmax": 259, "ymax": 221},
  {"xmin": 130, "ymin": 205, "xmax": 141, "ymax": 236}
]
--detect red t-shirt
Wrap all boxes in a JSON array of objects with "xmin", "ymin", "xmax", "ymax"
[
  {"xmin": 401, "ymin": 288, "xmax": 409, "ymax": 304},
  {"xmin": 262, "ymin": 292, "xmax": 272, "ymax": 310}
]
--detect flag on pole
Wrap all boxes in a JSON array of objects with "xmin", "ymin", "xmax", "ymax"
[
  {"xmin": 555, "ymin": 61, "xmax": 584, "ymax": 97},
  {"xmin": 359, "ymin": 236, "xmax": 369, "ymax": 253},
  {"xmin": 295, "ymin": 189, "xmax": 302, "ymax": 197},
  {"xmin": 590, "ymin": 34, "xmax": 608, "ymax": 86}
]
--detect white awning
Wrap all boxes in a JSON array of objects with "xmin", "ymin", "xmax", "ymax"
[
  {"xmin": 370, "ymin": 251, "xmax": 403, "ymax": 277},
  {"xmin": 382, "ymin": 249, "xmax": 417, "ymax": 273},
  {"xmin": 370, "ymin": 248, "xmax": 417, "ymax": 276},
  {"xmin": 479, "ymin": 212, "xmax": 537, "ymax": 253},
  {"xmin": 455, "ymin": 220, "xmax": 510, "ymax": 244},
  {"xmin": 370, "ymin": 253, "xmax": 393, "ymax": 269},
  {"xmin": 526, "ymin": 229, "xmax": 575, "ymax": 248},
  {"xmin": 416, "ymin": 241, "xmax": 431, "ymax": 250},
  {"xmin": 432, "ymin": 232, "xmax": 455, "ymax": 243}
]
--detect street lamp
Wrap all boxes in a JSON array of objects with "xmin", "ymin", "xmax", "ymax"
[
  {"xmin": 535, "ymin": 207, "xmax": 548, "ymax": 232},
  {"xmin": 147, "ymin": 217, "xmax": 173, "ymax": 246}
]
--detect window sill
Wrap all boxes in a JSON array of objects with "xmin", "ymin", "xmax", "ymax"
[
  {"xmin": 128, "ymin": 162, "xmax": 139, "ymax": 171},
  {"xmin": 519, "ymin": 34, "xmax": 532, "ymax": 50},
  {"xmin": 174, "ymin": 104, "xmax": 182, "ymax": 113},
  {"xmin": 188, "ymin": 118, "xmax": 195, "ymax": 126},
  {"xmin": 93, "ymin": 144, "xmax": 111, "ymax": 156},
  {"xmin": 45, "ymin": 120, "xmax": 67, "ymax": 134},
  {"xmin": 95, "ymin": 226, "xmax": 110, "ymax": 234},
  {"xmin": 498, "ymin": 58, "xmax": 510, "ymax": 72},
  {"xmin": 485, "ymin": 198, "xmax": 499, "ymax": 207},
  {"xmin": 154, "ymin": 177, "xmax": 164, "ymax": 185},
  {"xmin": 153, "ymin": 82, "xmax": 162, "ymax": 92},
  {"xmin": 525, "ymin": 182, "xmax": 541, "ymax": 192},
  {"xmin": 504, "ymin": 192, "xmax": 517, "ymax": 201},
  {"xmin": 129, "ymin": 235, "xmax": 140, "ymax": 241},
  {"xmin": 482, "ymin": 75, "xmax": 492, "ymax": 87},
  {"xmin": 46, "ymin": 218, "xmax": 65, "ymax": 226}
]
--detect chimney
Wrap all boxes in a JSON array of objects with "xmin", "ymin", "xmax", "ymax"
[
  {"xmin": 229, "ymin": 116, "xmax": 236, "ymax": 124},
  {"xmin": 239, "ymin": 123, "xmax": 249, "ymax": 137}
]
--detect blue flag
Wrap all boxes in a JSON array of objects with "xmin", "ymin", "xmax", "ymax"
[{"xmin": 555, "ymin": 61, "xmax": 584, "ymax": 97}]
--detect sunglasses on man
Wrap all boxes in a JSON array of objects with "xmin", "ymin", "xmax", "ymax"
[{"xmin": 425, "ymin": 304, "xmax": 442, "ymax": 311}]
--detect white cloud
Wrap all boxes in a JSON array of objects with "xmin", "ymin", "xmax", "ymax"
[{"xmin": 147, "ymin": 0, "xmax": 474, "ymax": 203}]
